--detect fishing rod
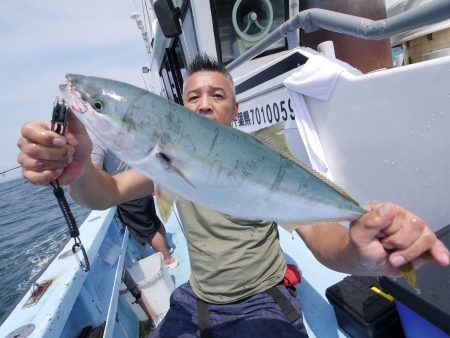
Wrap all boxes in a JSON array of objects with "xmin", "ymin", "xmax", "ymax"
[{"xmin": 0, "ymin": 166, "xmax": 22, "ymax": 177}]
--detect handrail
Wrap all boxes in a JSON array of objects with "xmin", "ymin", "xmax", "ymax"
[
  {"xmin": 103, "ymin": 227, "xmax": 130, "ymax": 338},
  {"xmin": 226, "ymin": 0, "xmax": 450, "ymax": 71}
]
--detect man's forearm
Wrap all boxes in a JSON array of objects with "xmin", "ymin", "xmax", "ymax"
[
  {"xmin": 68, "ymin": 160, "xmax": 120, "ymax": 209},
  {"xmin": 69, "ymin": 163, "xmax": 155, "ymax": 209},
  {"xmin": 296, "ymin": 223, "xmax": 366, "ymax": 275}
]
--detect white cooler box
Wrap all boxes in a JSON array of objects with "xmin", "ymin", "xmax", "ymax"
[{"xmin": 127, "ymin": 252, "xmax": 175, "ymax": 320}]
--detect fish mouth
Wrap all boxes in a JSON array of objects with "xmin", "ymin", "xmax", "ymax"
[{"xmin": 59, "ymin": 74, "xmax": 90, "ymax": 114}]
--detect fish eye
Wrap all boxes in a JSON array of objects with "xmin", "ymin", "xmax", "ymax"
[{"xmin": 92, "ymin": 100, "xmax": 104, "ymax": 112}]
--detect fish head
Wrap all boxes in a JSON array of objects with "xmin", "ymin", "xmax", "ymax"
[
  {"xmin": 59, "ymin": 74, "xmax": 159, "ymax": 163},
  {"xmin": 61, "ymin": 74, "xmax": 145, "ymax": 115}
]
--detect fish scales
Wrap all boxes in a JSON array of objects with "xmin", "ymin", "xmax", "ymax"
[{"xmin": 61, "ymin": 74, "xmax": 366, "ymax": 227}]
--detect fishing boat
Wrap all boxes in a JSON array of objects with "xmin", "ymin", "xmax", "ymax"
[{"xmin": 2, "ymin": 0, "xmax": 450, "ymax": 337}]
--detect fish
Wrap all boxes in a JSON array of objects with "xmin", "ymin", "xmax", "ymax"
[
  {"xmin": 60, "ymin": 74, "xmax": 424, "ymax": 287},
  {"xmin": 59, "ymin": 73, "xmax": 366, "ymax": 229}
]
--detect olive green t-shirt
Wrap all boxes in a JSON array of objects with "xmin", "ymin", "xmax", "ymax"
[{"xmin": 177, "ymin": 199, "xmax": 286, "ymax": 304}]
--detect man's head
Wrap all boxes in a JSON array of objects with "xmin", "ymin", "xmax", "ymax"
[{"xmin": 183, "ymin": 53, "xmax": 238, "ymax": 125}]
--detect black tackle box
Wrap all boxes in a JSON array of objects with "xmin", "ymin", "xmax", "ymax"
[{"xmin": 326, "ymin": 275, "xmax": 404, "ymax": 338}]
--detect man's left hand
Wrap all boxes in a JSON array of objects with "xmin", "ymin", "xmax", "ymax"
[{"xmin": 349, "ymin": 201, "xmax": 450, "ymax": 276}]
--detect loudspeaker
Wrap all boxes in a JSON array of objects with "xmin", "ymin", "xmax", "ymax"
[{"xmin": 232, "ymin": 0, "xmax": 274, "ymax": 42}]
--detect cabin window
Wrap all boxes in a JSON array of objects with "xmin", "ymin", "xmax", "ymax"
[
  {"xmin": 159, "ymin": 3, "xmax": 197, "ymax": 104},
  {"xmin": 160, "ymin": 55, "xmax": 179, "ymax": 103},
  {"xmin": 160, "ymin": 37, "xmax": 188, "ymax": 104},
  {"xmin": 180, "ymin": 5, "xmax": 199, "ymax": 61},
  {"xmin": 173, "ymin": 0, "xmax": 183, "ymax": 7},
  {"xmin": 210, "ymin": 0, "xmax": 288, "ymax": 64}
]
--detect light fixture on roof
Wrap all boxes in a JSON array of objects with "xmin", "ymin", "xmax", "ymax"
[{"xmin": 130, "ymin": 12, "xmax": 140, "ymax": 20}]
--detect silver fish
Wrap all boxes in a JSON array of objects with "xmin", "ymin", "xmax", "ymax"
[{"xmin": 60, "ymin": 74, "xmax": 366, "ymax": 228}]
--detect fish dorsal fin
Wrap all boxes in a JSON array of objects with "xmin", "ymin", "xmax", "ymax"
[
  {"xmin": 251, "ymin": 123, "xmax": 299, "ymax": 164},
  {"xmin": 251, "ymin": 123, "xmax": 360, "ymax": 206},
  {"xmin": 155, "ymin": 184, "xmax": 177, "ymax": 224}
]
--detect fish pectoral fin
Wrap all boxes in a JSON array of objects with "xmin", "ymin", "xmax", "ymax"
[
  {"xmin": 156, "ymin": 152, "xmax": 172, "ymax": 170},
  {"xmin": 155, "ymin": 185, "xmax": 177, "ymax": 224},
  {"xmin": 170, "ymin": 165, "xmax": 195, "ymax": 188},
  {"xmin": 156, "ymin": 151, "xmax": 195, "ymax": 188}
]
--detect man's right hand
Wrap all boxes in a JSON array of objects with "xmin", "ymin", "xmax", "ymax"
[{"xmin": 17, "ymin": 112, "xmax": 93, "ymax": 185}]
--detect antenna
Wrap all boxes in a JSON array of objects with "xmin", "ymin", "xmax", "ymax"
[{"xmin": 131, "ymin": 11, "xmax": 153, "ymax": 54}]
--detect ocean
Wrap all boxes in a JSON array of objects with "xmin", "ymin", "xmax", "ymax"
[{"xmin": 0, "ymin": 178, "xmax": 91, "ymax": 321}]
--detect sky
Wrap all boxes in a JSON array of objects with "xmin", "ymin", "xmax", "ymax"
[
  {"xmin": 0, "ymin": 0, "xmax": 151, "ymax": 180},
  {"xmin": 0, "ymin": 0, "xmax": 396, "ymax": 181}
]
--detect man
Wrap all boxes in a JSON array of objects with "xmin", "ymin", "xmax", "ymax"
[
  {"xmin": 90, "ymin": 133, "xmax": 177, "ymax": 269},
  {"xmin": 17, "ymin": 53, "xmax": 449, "ymax": 337}
]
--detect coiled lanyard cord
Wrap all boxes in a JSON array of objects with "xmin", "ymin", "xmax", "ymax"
[{"xmin": 50, "ymin": 97, "xmax": 90, "ymax": 272}]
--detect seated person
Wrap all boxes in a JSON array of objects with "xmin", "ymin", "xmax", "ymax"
[{"xmin": 91, "ymin": 132, "xmax": 177, "ymax": 268}]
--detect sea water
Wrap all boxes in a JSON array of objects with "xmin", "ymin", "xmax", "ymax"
[{"xmin": 0, "ymin": 178, "xmax": 90, "ymax": 321}]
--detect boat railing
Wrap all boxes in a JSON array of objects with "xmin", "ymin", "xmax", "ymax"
[{"xmin": 226, "ymin": 0, "xmax": 450, "ymax": 71}]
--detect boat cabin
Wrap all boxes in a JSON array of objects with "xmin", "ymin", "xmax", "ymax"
[{"xmin": 137, "ymin": 0, "xmax": 450, "ymax": 230}]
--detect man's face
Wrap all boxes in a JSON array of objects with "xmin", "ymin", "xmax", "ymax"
[{"xmin": 183, "ymin": 71, "xmax": 238, "ymax": 125}]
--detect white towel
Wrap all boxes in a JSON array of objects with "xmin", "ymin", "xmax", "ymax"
[{"xmin": 283, "ymin": 54, "xmax": 361, "ymax": 180}]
